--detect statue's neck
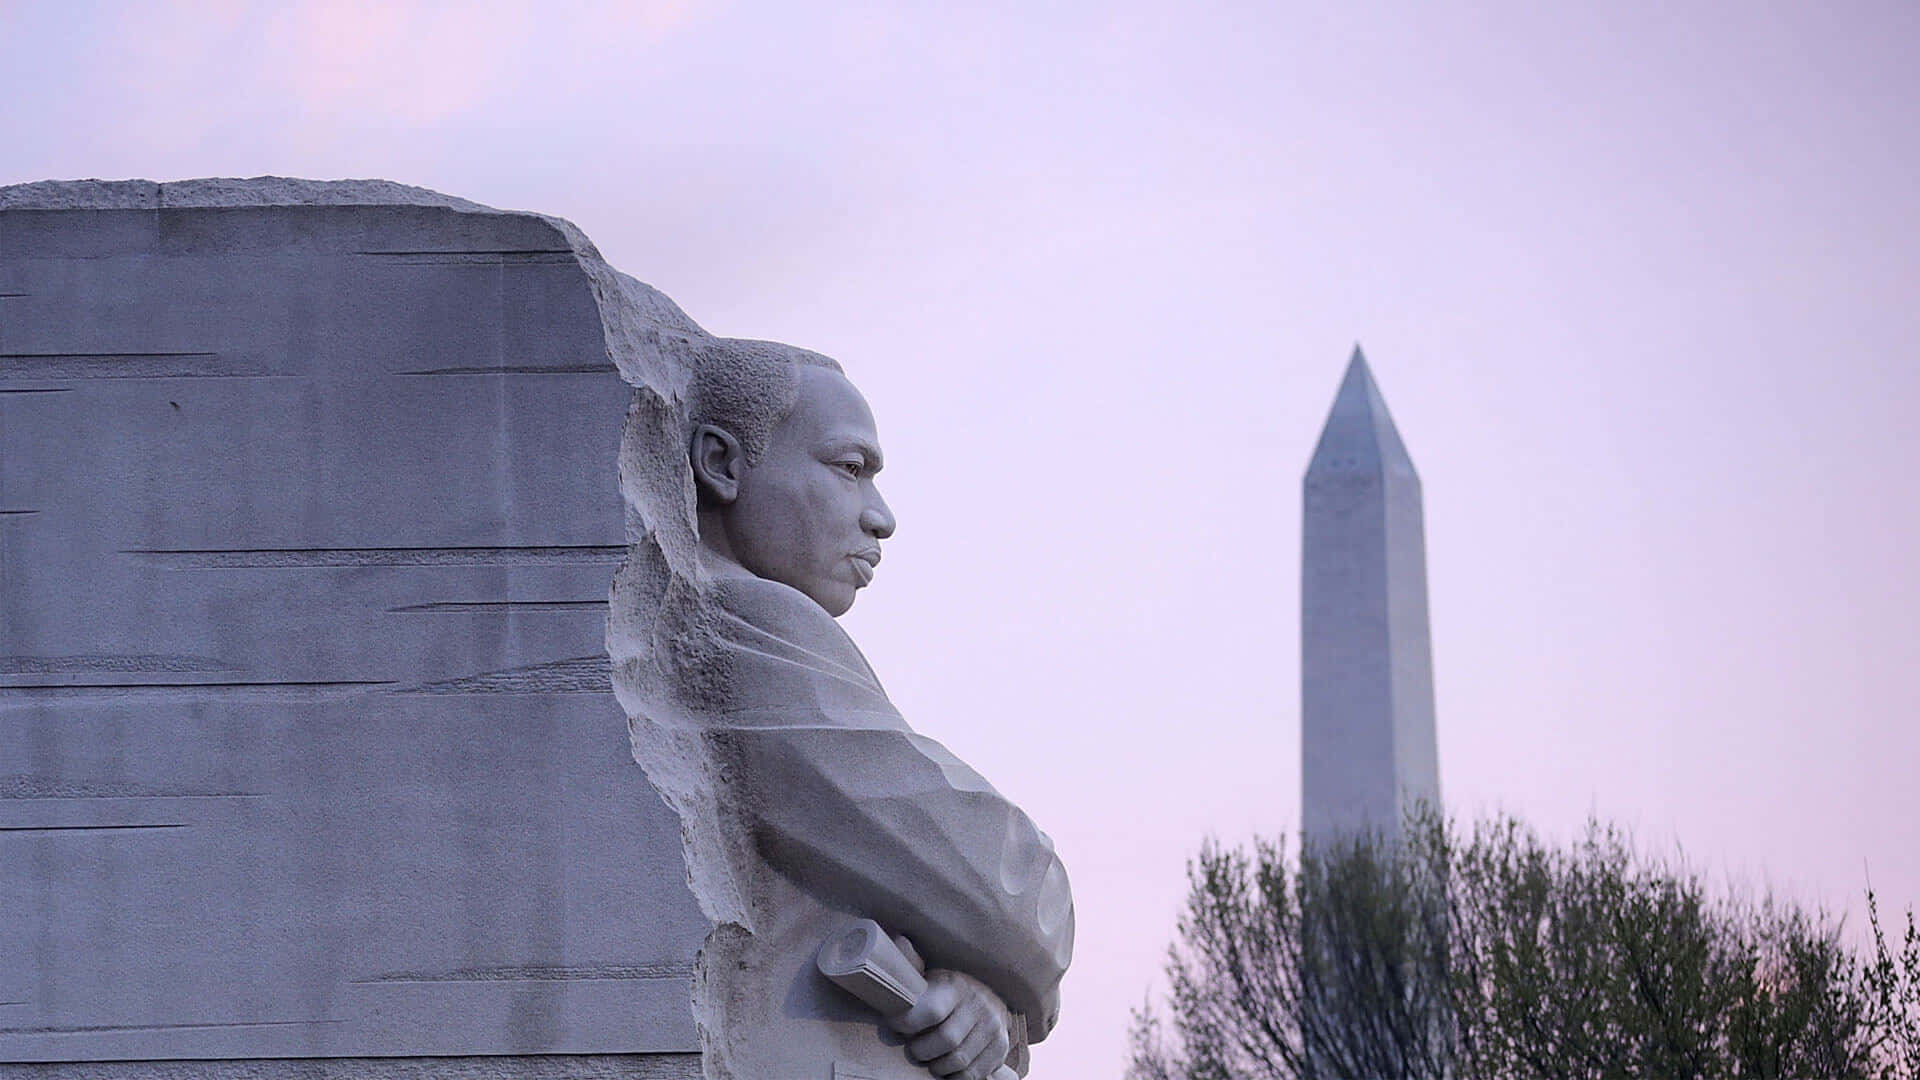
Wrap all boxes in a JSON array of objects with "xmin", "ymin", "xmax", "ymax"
[{"xmin": 694, "ymin": 506, "xmax": 757, "ymax": 584}]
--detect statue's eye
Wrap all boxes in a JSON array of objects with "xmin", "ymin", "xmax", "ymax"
[{"xmin": 835, "ymin": 460, "xmax": 862, "ymax": 478}]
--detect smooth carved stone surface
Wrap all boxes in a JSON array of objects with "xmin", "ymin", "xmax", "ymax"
[
  {"xmin": 1301, "ymin": 347, "xmax": 1441, "ymax": 843},
  {"xmin": 0, "ymin": 179, "xmax": 707, "ymax": 1064},
  {"xmin": 605, "ymin": 254, "xmax": 1074, "ymax": 1076}
]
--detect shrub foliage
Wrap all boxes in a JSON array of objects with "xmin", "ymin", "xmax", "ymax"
[{"xmin": 1128, "ymin": 813, "xmax": 1920, "ymax": 1080}]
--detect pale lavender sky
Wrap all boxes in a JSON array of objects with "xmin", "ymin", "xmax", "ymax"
[{"xmin": 5, "ymin": 1, "xmax": 1918, "ymax": 1075}]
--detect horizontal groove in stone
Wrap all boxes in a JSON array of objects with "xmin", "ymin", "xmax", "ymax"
[
  {"xmin": 0, "ymin": 824, "xmax": 188, "ymax": 834},
  {"xmin": 0, "ymin": 1054, "xmax": 704, "ymax": 1080},
  {"xmin": 0, "ymin": 681, "xmax": 391, "ymax": 701},
  {"xmin": 0, "ymin": 353, "xmax": 278, "ymax": 380},
  {"xmin": 0, "ymin": 655, "xmax": 228, "ymax": 674},
  {"xmin": 0, "ymin": 1019, "xmax": 340, "ymax": 1035},
  {"xmin": 355, "ymin": 248, "xmax": 573, "ymax": 256},
  {"xmin": 355, "ymin": 962, "xmax": 693, "ymax": 984},
  {"xmin": 128, "ymin": 546, "xmax": 626, "ymax": 569},
  {"xmin": 393, "ymin": 365, "xmax": 617, "ymax": 376},
  {"xmin": 0, "ymin": 776, "xmax": 260, "ymax": 800},
  {"xmin": 388, "ymin": 600, "xmax": 608, "ymax": 613},
  {"xmin": 355, "ymin": 250, "xmax": 575, "ymax": 265}
]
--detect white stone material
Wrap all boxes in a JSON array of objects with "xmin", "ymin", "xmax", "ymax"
[
  {"xmin": 0, "ymin": 176, "xmax": 1072, "ymax": 1080},
  {"xmin": 605, "ymin": 270, "xmax": 1073, "ymax": 1079},
  {"xmin": 0, "ymin": 178, "xmax": 706, "ymax": 1069},
  {"xmin": 1301, "ymin": 347, "xmax": 1441, "ymax": 844}
]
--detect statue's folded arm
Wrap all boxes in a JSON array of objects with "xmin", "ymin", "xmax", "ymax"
[{"xmin": 722, "ymin": 722, "xmax": 1074, "ymax": 1038}]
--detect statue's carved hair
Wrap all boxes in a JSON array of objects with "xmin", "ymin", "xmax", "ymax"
[{"xmin": 685, "ymin": 338, "xmax": 842, "ymax": 463}]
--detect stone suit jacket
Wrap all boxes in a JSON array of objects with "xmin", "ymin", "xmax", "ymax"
[{"xmin": 691, "ymin": 576, "xmax": 1073, "ymax": 1077}]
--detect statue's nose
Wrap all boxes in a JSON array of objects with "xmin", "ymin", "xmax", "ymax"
[{"xmin": 860, "ymin": 495, "xmax": 895, "ymax": 540}]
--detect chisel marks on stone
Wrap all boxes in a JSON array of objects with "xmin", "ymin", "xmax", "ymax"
[
  {"xmin": 401, "ymin": 656, "xmax": 611, "ymax": 695},
  {"xmin": 355, "ymin": 962, "xmax": 693, "ymax": 984}
]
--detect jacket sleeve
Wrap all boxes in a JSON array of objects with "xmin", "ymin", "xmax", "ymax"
[{"xmin": 720, "ymin": 722, "xmax": 1074, "ymax": 1038}]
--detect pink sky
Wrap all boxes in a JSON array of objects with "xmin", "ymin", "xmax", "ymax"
[{"xmin": 5, "ymin": 2, "xmax": 1918, "ymax": 1076}]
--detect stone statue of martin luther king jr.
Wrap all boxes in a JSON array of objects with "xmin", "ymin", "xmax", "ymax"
[{"xmin": 607, "ymin": 304, "xmax": 1073, "ymax": 1080}]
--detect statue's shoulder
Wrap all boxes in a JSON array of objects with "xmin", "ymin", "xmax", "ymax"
[
  {"xmin": 710, "ymin": 575, "xmax": 842, "ymax": 641},
  {"xmin": 707, "ymin": 575, "xmax": 888, "ymax": 702}
]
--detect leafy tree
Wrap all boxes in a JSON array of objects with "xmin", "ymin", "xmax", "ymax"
[{"xmin": 1128, "ymin": 812, "xmax": 1920, "ymax": 1080}]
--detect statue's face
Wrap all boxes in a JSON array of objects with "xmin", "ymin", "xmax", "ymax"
[{"xmin": 724, "ymin": 366, "xmax": 895, "ymax": 616}]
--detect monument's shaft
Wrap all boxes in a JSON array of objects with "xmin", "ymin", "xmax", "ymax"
[{"xmin": 1301, "ymin": 347, "xmax": 1440, "ymax": 843}]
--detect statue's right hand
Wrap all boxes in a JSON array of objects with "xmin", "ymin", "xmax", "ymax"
[{"xmin": 887, "ymin": 969, "xmax": 1013, "ymax": 1080}]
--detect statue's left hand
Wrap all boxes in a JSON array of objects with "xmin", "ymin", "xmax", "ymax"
[{"xmin": 887, "ymin": 967, "xmax": 1014, "ymax": 1080}]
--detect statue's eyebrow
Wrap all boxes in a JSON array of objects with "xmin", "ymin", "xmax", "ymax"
[{"xmin": 827, "ymin": 437, "xmax": 884, "ymax": 473}]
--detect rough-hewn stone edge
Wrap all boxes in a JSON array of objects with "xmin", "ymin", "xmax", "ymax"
[
  {"xmin": 0, "ymin": 1056, "xmax": 702, "ymax": 1080},
  {"xmin": 0, "ymin": 177, "xmax": 498, "ymax": 212}
]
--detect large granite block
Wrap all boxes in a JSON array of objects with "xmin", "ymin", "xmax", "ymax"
[{"xmin": 0, "ymin": 180, "xmax": 705, "ymax": 1068}]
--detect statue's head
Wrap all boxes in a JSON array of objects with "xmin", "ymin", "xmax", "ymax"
[{"xmin": 687, "ymin": 340, "xmax": 895, "ymax": 617}]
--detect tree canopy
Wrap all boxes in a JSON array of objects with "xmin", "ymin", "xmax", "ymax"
[{"xmin": 1129, "ymin": 813, "xmax": 1920, "ymax": 1080}]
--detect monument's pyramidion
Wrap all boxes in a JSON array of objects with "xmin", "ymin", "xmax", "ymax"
[
  {"xmin": 1301, "ymin": 345, "xmax": 1441, "ymax": 845},
  {"xmin": 1307, "ymin": 346, "xmax": 1417, "ymax": 478}
]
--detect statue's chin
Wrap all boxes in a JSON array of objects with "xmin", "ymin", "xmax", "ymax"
[{"xmin": 802, "ymin": 582, "xmax": 857, "ymax": 618}]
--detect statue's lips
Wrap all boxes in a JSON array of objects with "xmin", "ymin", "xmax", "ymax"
[{"xmin": 850, "ymin": 550, "xmax": 881, "ymax": 585}]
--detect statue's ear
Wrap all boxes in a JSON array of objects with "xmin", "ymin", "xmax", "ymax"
[{"xmin": 690, "ymin": 424, "xmax": 745, "ymax": 504}]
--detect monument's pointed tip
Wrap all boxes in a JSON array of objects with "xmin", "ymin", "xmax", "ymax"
[
  {"xmin": 1308, "ymin": 344, "xmax": 1417, "ymax": 478},
  {"xmin": 1332, "ymin": 344, "xmax": 1380, "ymax": 407}
]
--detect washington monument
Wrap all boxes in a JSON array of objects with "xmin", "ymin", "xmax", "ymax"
[{"xmin": 1302, "ymin": 347, "xmax": 1440, "ymax": 844}]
